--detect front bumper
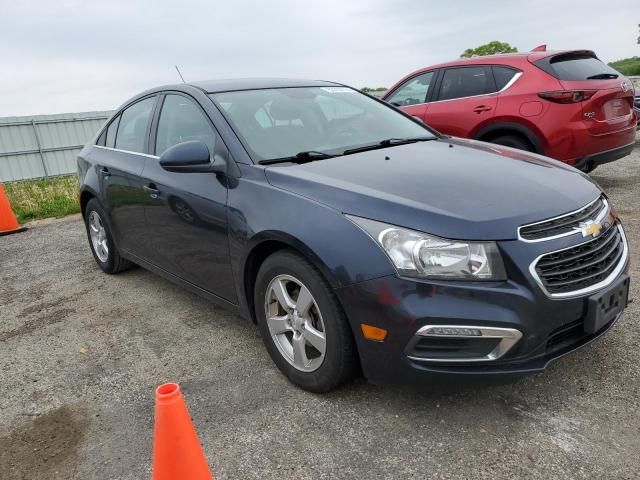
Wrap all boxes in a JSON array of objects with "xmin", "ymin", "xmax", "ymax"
[{"xmin": 335, "ymin": 237, "xmax": 630, "ymax": 387}]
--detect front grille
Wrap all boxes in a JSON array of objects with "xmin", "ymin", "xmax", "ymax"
[
  {"xmin": 534, "ymin": 224, "xmax": 625, "ymax": 295},
  {"xmin": 519, "ymin": 197, "xmax": 605, "ymax": 241}
]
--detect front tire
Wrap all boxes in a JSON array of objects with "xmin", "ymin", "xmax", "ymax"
[
  {"xmin": 254, "ymin": 250, "xmax": 358, "ymax": 392},
  {"xmin": 84, "ymin": 198, "xmax": 132, "ymax": 274}
]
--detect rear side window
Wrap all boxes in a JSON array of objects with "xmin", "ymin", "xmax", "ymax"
[
  {"xmin": 438, "ymin": 67, "xmax": 495, "ymax": 101},
  {"xmin": 534, "ymin": 53, "xmax": 620, "ymax": 81},
  {"xmin": 386, "ymin": 72, "xmax": 434, "ymax": 106},
  {"xmin": 492, "ymin": 66, "xmax": 519, "ymax": 90},
  {"xmin": 105, "ymin": 115, "xmax": 120, "ymax": 148},
  {"xmin": 115, "ymin": 97, "xmax": 156, "ymax": 153},
  {"xmin": 155, "ymin": 94, "xmax": 216, "ymax": 156}
]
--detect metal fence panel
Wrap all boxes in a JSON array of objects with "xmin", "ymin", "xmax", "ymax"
[{"xmin": 0, "ymin": 111, "xmax": 113, "ymax": 182}]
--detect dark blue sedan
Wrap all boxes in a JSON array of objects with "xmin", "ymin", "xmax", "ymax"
[{"xmin": 78, "ymin": 79, "xmax": 630, "ymax": 392}]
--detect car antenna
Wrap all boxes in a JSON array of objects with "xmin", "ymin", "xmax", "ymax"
[{"xmin": 175, "ymin": 65, "xmax": 186, "ymax": 83}]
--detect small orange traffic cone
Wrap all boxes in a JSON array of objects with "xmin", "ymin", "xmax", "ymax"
[
  {"xmin": 0, "ymin": 183, "xmax": 26, "ymax": 236},
  {"xmin": 152, "ymin": 383, "xmax": 214, "ymax": 480}
]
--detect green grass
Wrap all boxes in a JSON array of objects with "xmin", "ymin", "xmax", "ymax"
[
  {"xmin": 4, "ymin": 175, "xmax": 80, "ymax": 223},
  {"xmin": 609, "ymin": 57, "xmax": 640, "ymax": 76}
]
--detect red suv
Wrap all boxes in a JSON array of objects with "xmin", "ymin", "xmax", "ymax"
[{"xmin": 383, "ymin": 49, "xmax": 637, "ymax": 171}]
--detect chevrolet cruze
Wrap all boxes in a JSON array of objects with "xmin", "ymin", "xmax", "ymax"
[{"xmin": 78, "ymin": 79, "xmax": 630, "ymax": 392}]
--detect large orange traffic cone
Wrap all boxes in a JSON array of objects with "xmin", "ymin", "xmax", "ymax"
[
  {"xmin": 152, "ymin": 383, "xmax": 214, "ymax": 480},
  {"xmin": 0, "ymin": 183, "xmax": 26, "ymax": 236}
]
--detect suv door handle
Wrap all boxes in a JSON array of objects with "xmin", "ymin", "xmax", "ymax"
[
  {"xmin": 473, "ymin": 105, "xmax": 492, "ymax": 113},
  {"xmin": 143, "ymin": 183, "xmax": 161, "ymax": 198},
  {"xmin": 99, "ymin": 167, "xmax": 111, "ymax": 178}
]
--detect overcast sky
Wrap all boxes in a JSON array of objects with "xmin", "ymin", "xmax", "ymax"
[{"xmin": 1, "ymin": 0, "xmax": 638, "ymax": 117}]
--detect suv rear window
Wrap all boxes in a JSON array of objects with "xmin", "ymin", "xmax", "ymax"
[{"xmin": 534, "ymin": 53, "xmax": 620, "ymax": 81}]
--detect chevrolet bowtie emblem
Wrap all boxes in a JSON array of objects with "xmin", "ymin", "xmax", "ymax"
[{"xmin": 579, "ymin": 220, "xmax": 602, "ymax": 238}]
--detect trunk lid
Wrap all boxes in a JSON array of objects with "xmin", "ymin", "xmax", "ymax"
[{"xmin": 532, "ymin": 50, "xmax": 635, "ymax": 134}]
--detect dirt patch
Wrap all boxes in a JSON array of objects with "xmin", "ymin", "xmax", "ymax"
[
  {"xmin": 0, "ymin": 307, "xmax": 75, "ymax": 342},
  {"xmin": 20, "ymin": 296, "xmax": 69, "ymax": 316},
  {"xmin": 0, "ymin": 405, "xmax": 89, "ymax": 480}
]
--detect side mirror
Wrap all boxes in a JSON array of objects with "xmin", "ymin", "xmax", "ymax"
[{"xmin": 159, "ymin": 141, "xmax": 225, "ymax": 173}]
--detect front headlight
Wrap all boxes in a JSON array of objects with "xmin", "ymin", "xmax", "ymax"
[{"xmin": 347, "ymin": 215, "xmax": 506, "ymax": 280}]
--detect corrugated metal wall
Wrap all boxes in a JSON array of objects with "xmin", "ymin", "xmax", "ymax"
[{"xmin": 0, "ymin": 111, "xmax": 113, "ymax": 182}]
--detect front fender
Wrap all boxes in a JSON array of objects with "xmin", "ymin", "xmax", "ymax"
[{"xmin": 228, "ymin": 164, "xmax": 395, "ymax": 317}]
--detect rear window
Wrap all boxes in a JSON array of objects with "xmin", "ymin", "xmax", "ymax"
[
  {"xmin": 492, "ymin": 66, "xmax": 519, "ymax": 90},
  {"xmin": 438, "ymin": 67, "xmax": 495, "ymax": 101},
  {"xmin": 534, "ymin": 53, "xmax": 620, "ymax": 81}
]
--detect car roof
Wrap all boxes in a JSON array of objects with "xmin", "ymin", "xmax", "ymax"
[
  {"xmin": 189, "ymin": 78, "xmax": 342, "ymax": 93},
  {"xmin": 408, "ymin": 49, "xmax": 596, "ymax": 73}
]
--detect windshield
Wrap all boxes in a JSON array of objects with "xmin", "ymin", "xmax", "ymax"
[{"xmin": 210, "ymin": 86, "xmax": 436, "ymax": 162}]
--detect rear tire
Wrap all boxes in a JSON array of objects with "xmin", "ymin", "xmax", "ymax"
[
  {"xmin": 489, "ymin": 135, "xmax": 534, "ymax": 152},
  {"xmin": 254, "ymin": 250, "xmax": 358, "ymax": 392},
  {"xmin": 84, "ymin": 198, "xmax": 133, "ymax": 274}
]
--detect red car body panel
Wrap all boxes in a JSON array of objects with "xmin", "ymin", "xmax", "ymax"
[{"xmin": 383, "ymin": 51, "xmax": 636, "ymax": 168}]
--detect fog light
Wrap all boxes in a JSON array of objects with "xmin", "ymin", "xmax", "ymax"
[
  {"xmin": 407, "ymin": 325, "xmax": 523, "ymax": 362},
  {"xmin": 427, "ymin": 327, "xmax": 482, "ymax": 336},
  {"xmin": 361, "ymin": 324, "xmax": 387, "ymax": 341}
]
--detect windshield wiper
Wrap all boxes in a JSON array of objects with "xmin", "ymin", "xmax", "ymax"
[
  {"xmin": 342, "ymin": 136, "xmax": 435, "ymax": 155},
  {"xmin": 586, "ymin": 73, "xmax": 618, "ymax": 80},
  {"xmin": 258, "ymin": 150, "xmax": 336, "ymax": 165}
]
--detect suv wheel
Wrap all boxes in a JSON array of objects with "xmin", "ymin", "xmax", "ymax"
[
  {"xmin": 254, "ymin": 250, "xmax": 358, "ymax": 392},
  {"xmin": 84, "ymin": 198, "xmax": 132, "ymax": 274}
]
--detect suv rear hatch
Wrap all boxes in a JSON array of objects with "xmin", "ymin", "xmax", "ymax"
[{"xmin": 532, "ymin": 50, "xmax": 635, "ymax": 135}]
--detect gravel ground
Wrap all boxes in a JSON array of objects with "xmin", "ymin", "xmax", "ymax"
[{"xmin": 1, "ymin": 142, "xmax": 639, "ymax": 480}]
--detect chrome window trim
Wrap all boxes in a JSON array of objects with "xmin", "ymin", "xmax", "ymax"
[
  {"xmin": 529, "ymin": 223, "xmax": 628, "ymax": 299},
  {"xmin": 94, "ymin": 145, "xmax": 159, "ymax": 159},
  {"xmin": 406, "ymin": 325, "xmax": 523, "ymax": 363},
  {"xmin": 517, "ymin": 196, "xmax": 606, "ymax": 243},
  {"xmin": 387, "ymin": 70, "xmax": 523, "ymax": 108}
]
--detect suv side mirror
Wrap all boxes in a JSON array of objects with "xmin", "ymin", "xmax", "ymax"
[{"xmin": 159, "ymin": 141, "xmax": 225, "ymax": 173}]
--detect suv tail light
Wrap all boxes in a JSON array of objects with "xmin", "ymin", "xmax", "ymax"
[{"xmin": 538, "ymin": 90, "xmax": 597, "ymax": 104}]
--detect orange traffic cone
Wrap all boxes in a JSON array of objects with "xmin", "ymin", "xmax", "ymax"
[
  {"xmin": 0, "ymin": 183, "xmax": 26, "ymax": 236},
  {"xmin": 152, "ymin": 383, "xmax": 214, "ymax": 480}
]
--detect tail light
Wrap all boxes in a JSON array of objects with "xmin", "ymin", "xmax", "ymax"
[{"xmin": 538, "ymin": 90, "xmax": 597, "ymax": 104}]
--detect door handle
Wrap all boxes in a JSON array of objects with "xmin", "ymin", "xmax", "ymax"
[
  {"xmin": 99, "ymin": 167, "xmax": 111, "ymax": 178},
  {"xmin": 473, "ymin": 105, "xmax": 492, "ymax": 113},
  {"xmin": 143, "ymin": 183, "xmax": 161, "ymax": 198}
]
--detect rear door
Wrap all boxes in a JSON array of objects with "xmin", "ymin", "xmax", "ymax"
[
  {"xmin": 533, "ymin": 52, "xmax": 635, "ymax": 136},
  {"xmin": 385, "ymin": 71, "xmax": 436, "ymax": 122},
  {"xmin": 92, "ymin": 96, "xmax": 157, "ymax": 256},
  {"xmin": 141, "ymin": 93, "xmax": 236, "ymax": 302},
  {"xmin": 425, "ymin": 66, "xmax": 497, "ymax": 137}
]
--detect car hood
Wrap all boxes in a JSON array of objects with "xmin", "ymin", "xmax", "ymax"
[{"xmin": 264, "ymin": 138, "xmax": 602, "ymax": 240}]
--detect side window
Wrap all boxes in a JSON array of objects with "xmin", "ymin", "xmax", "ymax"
[
  {"xmin": 493, "ymin": 66, "xmax": 519, "ymax": 90},
  {"xmin": 114, "ymin": 97, "xmax": 156, "ymax": 153},
  {"xmin": 386, "ymin": 72, "xmax": 434, "ymax": 107},
  {"xmin": 105, "ymin": 115, "xmax": 120, "ymax": 148},
  {"xmin": 438, "ymin": 67, "xmax": 495, "ymax": 101},
  {"xmin": 155, "ymin": 94, "xmax": 216, "ymax": 156}
]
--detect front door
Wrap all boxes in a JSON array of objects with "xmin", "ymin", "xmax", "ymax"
[
  {"xmin": 141, "ymin": 93, "xmax": 236, "ymax": 303},
  {"xmin": 386, "ymin": 71, "xmax": 435, "ymax": 123}
]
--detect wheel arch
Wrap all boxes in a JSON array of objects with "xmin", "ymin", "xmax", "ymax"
[
  {"xmin": 473, "ymin": 121, "xmax": 545, "ymax": 154},
  {"xmin": 241, "ymin": 232, "xmax": 339, "ymax": 324},
  {"xmin": 79, "ymin": 187, "xmax": 99, "ymax": 217}
]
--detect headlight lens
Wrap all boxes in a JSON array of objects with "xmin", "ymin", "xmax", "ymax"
[{"xmin": 347, "ymin": 215, "xmax": 506, "ymax": 280}]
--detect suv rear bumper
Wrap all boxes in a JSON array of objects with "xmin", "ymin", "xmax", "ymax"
[{"xmin": 573, "ymin": 141, "xmax": 635, "ymax": 171}]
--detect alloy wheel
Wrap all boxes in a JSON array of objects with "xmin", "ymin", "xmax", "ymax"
[
  {"xmin": 264, "ymin": 274, "xmax": 326, "ymax": 372},
  {"xmin": 88, "ymin": 210, "xmax": 109, "ymax": 262}
]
